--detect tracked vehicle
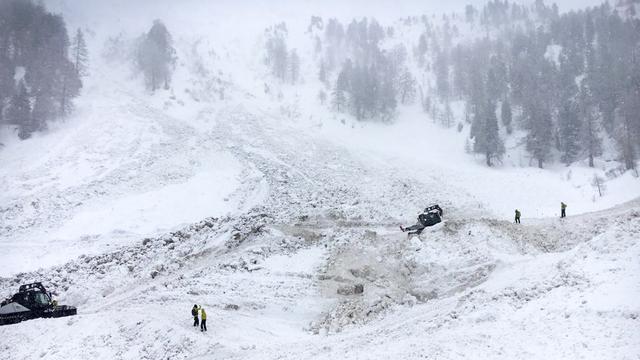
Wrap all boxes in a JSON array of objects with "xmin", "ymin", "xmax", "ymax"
[
  {"xmin": 0, "ymin": 282, "xmax": 77, "ymax": 326},
  {"xmin": 400, "ymin": 204, "xmax": 444, "ymax": 236},
  {"xmin": 419, "ymin": 204, "xmax": 443, "ymax": 227}
]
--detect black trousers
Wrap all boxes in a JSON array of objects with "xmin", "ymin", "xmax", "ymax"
[
  {"xmin": 561, "ymin": 209, "xmax": 566, "ymax": 218},
  {"xmin": 515, "ymin": 217, "xmax": 520, "ymax": 224},
  {"xmin": 193, "ymin": 316, "xmax": 199, "ymax": 327},
  {"xmin": 201, "ymin": 319, "xmax": 207, "ymax": 331},
  {"xmin": 404, "ymin": 224, "xmax": 425, "ymax": 232}
]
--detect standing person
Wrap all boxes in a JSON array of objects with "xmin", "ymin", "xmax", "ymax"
[
  {"xmin": 191, "ymin": 304, "xmax": 199, "ymax": 327},
  {"xmin": 514, "ymin": 209, "xmax": 521, "ymax": 224},
  {"xmin": 561, "ymin": 202, "xmax": 567, "ymax": 218},
  {"xmin": 200, "ymin": 307, "xmax": 207, "ymax": 332}
]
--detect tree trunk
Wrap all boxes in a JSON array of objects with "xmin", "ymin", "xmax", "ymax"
[
  {"xmin": 75, "ymin": 42, "xmax": 80, "ymax": 75},
  {"xmin": 486, "ymin": 152, "xmax": 492, "ymax": 167},
  {"xmin": 624, "ymin": 118, "xmax": 635, "ymax": 170},
  {"xmin": 61, "ymin": 77, "xmax": 67, "ymax": 117},
  {"xmin": 538, "ymin": 158, "xmax": 543, "ymax": 169}
]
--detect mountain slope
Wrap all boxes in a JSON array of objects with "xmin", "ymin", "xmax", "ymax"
[{"xmin": 0, "ymin": 1, "xmax": 639, "ymax": 359}]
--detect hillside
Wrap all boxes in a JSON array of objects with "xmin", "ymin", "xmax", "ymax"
[{"xmin": 0, "ymin": 1, "xmax": 639, "ymax": 359}]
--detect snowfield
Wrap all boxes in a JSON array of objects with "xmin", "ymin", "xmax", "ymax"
[{"xmin": 1, "ymin": 1, "xmax": 639, "ymax": 359}]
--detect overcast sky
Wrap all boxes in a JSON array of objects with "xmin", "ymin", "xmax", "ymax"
[
  {"xmin": 46, "ymin": 0, "xmax": 610, "ymax": 38},
  {"xmin": 48, "ymin": 0, "xmax": 609, "ymax": 20}
]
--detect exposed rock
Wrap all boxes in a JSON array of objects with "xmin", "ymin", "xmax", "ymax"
[{"xmin": 337, "ymin": 283, "xmax": 364, "ymax": 295}]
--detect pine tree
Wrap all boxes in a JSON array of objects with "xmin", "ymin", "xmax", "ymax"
[
  {"xmin": 434, "ymin": 48, "xmax": 450, "ymax": 100},
  {"xmin": 331, "ymin": 70, "xmax": 348, "ymax": 112},
  {"xmin": 473, "ymin": 100, "xmax": 504, "ymax": 166},
  {"xmin": 288, "ymin": 49, "xmax": 300, "ymax": 84},
  {"xmin": 558, "ymin": 100, "xmax": 581, "ymax": 165},
  {"xmin": 0, "ymin": 0, "xmax": 82, "ymax": 136},
  {"xmin": 416, "ymin": 33, "xmax": 428, "ymax": 67},
  {"xmin": 318, "ymin": 90, "xmax": 327, "ymax": 105},
  {"xmin": 265, "ymin": 27, "xmax": 288, "ymax": 81},
  {"xmin": 71, "ymin": 28, "xmax": 89, "ymax": 77},
  {"xmin": 137, "ymin": 20, "xmax": 176, "ymax": 91},
  {"xmin": 378, "ymin": 67, "xmax": 397, "ymax": 121},
  {"xmin": 398, "ymin": 70, "xmax": 416, "ymax": 105},
  {"xmin": 500, "ymin": 99, "xmax": 512, "ymax": 134},
  {"xmin": 0, "ymin": 58, "xmax": 12, "ymax": 124},
  {"xmin": 526, "ymin": 103, "xmax": 554, "ymax": 169},
  {"xmin": 579, "ymin": 81, "xmax": 602, "ymax": 168},
  {"xmin": 7, "ymin": 81, "xmax": 31, "ymax": 127},
  {"xmin": 617, "ymin": 88, "xmax": 639, "ymax": 170},
  {"xmin": 318, "ymin": 61, "xmax": 327, "ymax": 84},
  {"xmin": 58, "ymin": 60, "xmax": 82, "ymax": 117},
  {"xmin": 465, "ymin": 5, "xmax": 476, "ymax": 23},
  {"xmin": 31, "ymin": 92, "xmax": 55, "ymax": 130},
  {"xmin": 7, "ymin": 82, "xmax": 33, "ymax": 139}
]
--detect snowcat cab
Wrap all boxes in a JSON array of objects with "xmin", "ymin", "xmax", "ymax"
[
  {"xmin": 419, "ymin": 204, "xmax": 443, "ymax": 227},
  {"xmin": 0, "ymin": 282, "xmax": 77, "ymax": 326}
]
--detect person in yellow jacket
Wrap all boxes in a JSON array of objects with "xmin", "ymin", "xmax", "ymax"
[{"xmin": 199, "ymin": 306, "xmax": 207, "ymax": 332}]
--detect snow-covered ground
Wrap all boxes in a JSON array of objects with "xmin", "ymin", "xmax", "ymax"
[{"xmin": 1, "ymin": 1, "xmax": 639, "ymax": 359}]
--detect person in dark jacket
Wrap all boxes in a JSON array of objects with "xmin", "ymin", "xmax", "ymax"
[
  {"xmin": 561, "ymin": 202, "xmax": 567, "ymax": 218},
  {"xmin": 515, "ymin": 209, "xmax": 521, "ymax": 224},
  {"xmin": 192, "ymin": 304, "xmax": 199, "ymax": 327}
]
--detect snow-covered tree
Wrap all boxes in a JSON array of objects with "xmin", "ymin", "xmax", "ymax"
[
  {"xmin": 318, "ymin": 90, "xmax": 327, "ymax": 105},
  {"xmin": 416, "ymin": 33, "xmax": 428, "ymax": 67},
  {"xmin": 558, "ymin": 100, "xmax": 581, "ymax": 165},
  {"xmin": 500, "ymin": 99, "xmax": 512, "ymax": 133},
  {"xmin": 0, "ymin": 0, "xmax": 82, "ymax": 137},
  {"xmin": 473, "ymin": 100, "xmax": 504, "ymax": 166},
  {"xmin": 579, "ymin": 82, "xmax": 602, "ymax": 168},
  {"xmin": 288, "ymin": 49, "xmax": 300, "ymax": 84},
  {"xmin": 526, "ymin": 103, "xmax": 554, "ymax": 169},
  {"xmin": 137, "ymin": 20, "xmax": 176, "ymax": 91},
  {"xmin": 7, "ymin": 82, "xmax": 31, "ymax": 127},
  {"xmin": 318, "ymin": 61, "xmax": 327, "ymax": 84},
  {"xmin": 70, "ymin": 28, "xmax": 89, "ymax": 77},
  {"xmin": 331, "ymin": 70, "xmax": 348, "ymax": 112},
  {"xmin": 398, "ymin": 69, "xmax": 416, "ymax": 105}
]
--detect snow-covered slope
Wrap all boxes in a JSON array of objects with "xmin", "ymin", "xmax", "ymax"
[{"xmin": 0, "ymin": 1, "xmax": 638, "ymax": 359}]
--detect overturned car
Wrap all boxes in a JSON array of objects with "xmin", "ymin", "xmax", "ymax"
[{"xmin": 0, "ymin": 282, "xmax": 77, "ymax": 326}]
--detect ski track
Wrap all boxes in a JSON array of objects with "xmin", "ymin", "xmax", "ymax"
[{"xmin": 1, "ymin": 90, "xmax": 639, "ymax": 359}]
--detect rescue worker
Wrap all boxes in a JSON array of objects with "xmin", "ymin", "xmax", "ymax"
[
  {"xmin": 192, "ymin": 304, "xmax": 199, "ymax": 327},
  {"xmin": 515, "ymin": 209, "xmax": 521, "ymax": 224},
  {"xmin": 561, "ymin": 202, "xmax": 567, "ymax": 218},
  {"xmin": 200, "ymin": 307, "xmax": 207, "ymax": 332}
]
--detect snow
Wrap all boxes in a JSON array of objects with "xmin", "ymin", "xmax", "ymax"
[{"xmin": 1, "ymin": 1, "xmax": 639, "ymax": 359}]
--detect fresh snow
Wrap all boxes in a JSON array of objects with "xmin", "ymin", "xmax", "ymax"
[{"xmin": 0, "ymin": 1, "xmax": 639, "ymax": 359}]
